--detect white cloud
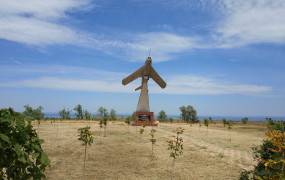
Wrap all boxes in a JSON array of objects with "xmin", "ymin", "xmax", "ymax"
[
  {"xmin": 0, "ymin": 0, "xmax": 91, "ymax": 19},
  {"xmin": 0, "ymin": 0, "xmax": 284, "ymax": 61},
  {"xmin": 0, "ymin": 75, "xmax": 270, "ymax": 95},
  {"xmin": 0, "ymin": 65, "xmax": 271, "ymax": 95},
  {"xmin": 126, "ymin": 32, "xmax": 199, "ymax": 61},
  {"xmin": 0, "ymin": 0, "xmax": 93, "ymax": 46},
  {"xmin": 0, "ymin": 1, "xmax": 196, "ymax": 61},
  {"xmin": 157, "ymin": 75, "xmax": 271, "ymax": 95},
  {"xmin": 132, "ymin": 0, "xmax": 285, "ymax": 48},
  {"xmin": 118, "ymin": 0, "xmax": 285, "ymax": 59},
  {"xmin": 215, "ymin": 0, "xmax": 285, "ymax": 47},
  {"xmin": 0, "ymin": 64, "xmax": 125, "ymax": 81},
  {"xmin": 2, "ymin": 77, "xmax": 131, "ymax": 93},
  {"xmin": 0, "ymin": 16, "xmax": 85, "ymax": 45}
]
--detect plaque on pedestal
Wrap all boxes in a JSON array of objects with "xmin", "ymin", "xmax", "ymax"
[{"xmin": 132, "ymin": 111, "xmax": 159, "ymax": 126}]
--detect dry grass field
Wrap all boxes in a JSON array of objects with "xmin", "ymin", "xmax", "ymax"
[{"xmin": 35, "ymin": 121, "xmax": 267, "ymax": 180}]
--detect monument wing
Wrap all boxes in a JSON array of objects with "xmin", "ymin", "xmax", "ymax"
[
  {"xmin": 150, "ymin": 66, "xmax": 166, "ymax": 88},
  {"xmin": 122, "ymin": 66, "xmax": 144, "ymax": 85}
]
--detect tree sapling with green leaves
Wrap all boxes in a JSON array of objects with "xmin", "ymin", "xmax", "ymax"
[
  {"xmin": 228, "ymin": 120, "xmax": 233, "ymax": 142},
  {"xmin": 204, "ymin": 118, "xmax": 209, "ymax": 134},
  {"xmin": 78, "ymin": 126, "xmax": 94, "ymax": 170},
  {"xmin": 99, "ymin": 119, "xmax": 103, "ymax": 136},
  {"xmin": 222, "ymin": 118, "xmax": 227, "ymax": 127},
  {"xmin": 140, "ymin": 126, "xmax": 145, "ymax": 134},
  {"xmin": 149, "ymin": 128, "xmax": 157, "ymax": 158},
  {"xmin": 167, "ymin": 127, "xmax": 184, "ymax": 179},
  {"xmin": 98, "ymin": 107, "xmax": 109, "ymax": 137},
  {"xmin": 124, "ymin": 116, "xmax": 131, "ymax": 132}
]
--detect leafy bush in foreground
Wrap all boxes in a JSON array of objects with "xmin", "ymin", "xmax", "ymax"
[
  {"xmin": 0, "ymin": 108, "xmax": 49, "ymax": 179},
  {"xmin": 240, "ymin": 120, "xmax": 285, "ymax": 180}
]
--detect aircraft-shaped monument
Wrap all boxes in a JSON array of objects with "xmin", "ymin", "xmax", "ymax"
[{"xmin": 122, "ymin": 56, "xmax": 166, "ymax": 126}]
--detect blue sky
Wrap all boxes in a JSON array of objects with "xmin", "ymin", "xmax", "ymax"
[{"xmin": 0, "ymin": 0, "xmax": 285, "ymax": 116}]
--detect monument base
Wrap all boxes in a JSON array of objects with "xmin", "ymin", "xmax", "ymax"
[{"xmin": 132, "ymin": 111, "xmax": 159, "ymax": 126}]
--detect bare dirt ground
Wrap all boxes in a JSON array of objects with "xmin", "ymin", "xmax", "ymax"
[{"xmin": 35, "ymin": 121, "xmax": 266, "ymax": 180}]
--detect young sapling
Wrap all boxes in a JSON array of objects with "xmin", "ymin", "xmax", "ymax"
[
  {"xmin": 227, "ymin": 121, "xmax": 233, "ymax": 142},
  {"xmin": 167, "ymin": 127, "xmax": 184, "ymax": 179},
  {"xmin": 99, "ymin": 119, "xmax": 103, "ymax": 136},
  {"xmin": 204, "ymin": 118, "xmax": 209, "ymax": 135},
  {"xmin": 140, "ymin": 127, "xmax": 145, "ymax": 134},
  {"xmin": 149, "ymin": 128, "xmax": 157, "ymax": 158},
  {"xmin": 125, "ymin": 116, "xmax": 131, "ymax": 132},
  {"xmin": 140, "ymin": 124, "xmax": 146, "ymax": 134},
  {"xmin": 222, "ymin": 118, "xmax": 227, "ymax": 127},
  {"xmin": 97, "ymin": 107, "xmax": 108, "ymax": 137},
  {"xmin": 78, "ymin": 126, "xmax": 94, "ymax": 170},
  {"xmin": 103, "ymin": 115, "xmax": 108, "ymax": 137}
]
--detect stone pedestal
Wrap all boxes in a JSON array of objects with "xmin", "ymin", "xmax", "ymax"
[{"xmin": 132, "ymin": 111, "xmax": 159, "ymax": 126}]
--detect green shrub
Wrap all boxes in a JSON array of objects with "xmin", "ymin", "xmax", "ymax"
[
  {"xmin": 0, "ymin": 108, "xmax": 49, "ymax": 179},
  {"xmin": 240, "ymin": 120, "xmax": 285, "ymax": 180},
  {"xmin": 241, "ymin": 117, "xmax": 249, "ymax": 124}
]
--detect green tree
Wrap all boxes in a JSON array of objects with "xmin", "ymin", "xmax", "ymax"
[
  {"xmin": 179, "ymin": 105, "xmax": 197, "ymax": 123},
  {"xmin": 110, "ymin": 109, "xmax": 117, "ymax": 121},
  {"xmin": 241, "ymin": 117, "xmax": 249, "ymax": 124},
  {"xmin": 23, "ymin": 105, "xmax": 44, "ymax": 120},
  {"xmin": 157, "ymin": 110, "xmax": 167, "ymax": 122},
  {"xmin": 58, "ymin": 108, "xmax": 71, "ymax": 120},
  {"xmin": 0, "ymin": 108, "xmax": 49, "ymax": 179},
  {"xmin": 98, "ymin": 107, "xmax": 105, "ymax": 118},
  {"xmin": 78, "ymin": 126, "xmax": 94, "ymax": 170},
  {"xmin": 97, "ymin": 107, "xmax": 109, "ymax": 137},
  {"xmin": 74, "ymin": 104, "xmax": 84, "ymax": 120},
  {"xmin": 222, "ymin": 118, "xmax": 227, "ymax": 127},
  {"xmin": 84, "ymin": 110, "xmax": 92, "ymax": 120},
  {"xmin": 180, "ymin": 106, "xmax": 186, "ymax": 121},
  {"xmin": 23, "ymin": 105, "xmax": 44, "ymax": 126}
]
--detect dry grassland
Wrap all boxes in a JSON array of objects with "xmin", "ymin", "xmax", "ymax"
[{"xmin": 35, "ymin": 121, "xmax": 266, "ymax": 180}]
